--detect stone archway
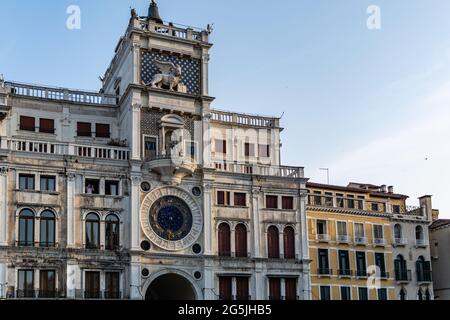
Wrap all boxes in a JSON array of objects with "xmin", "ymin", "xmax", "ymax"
[{"xmin": 145, "ymin": 272, "xmax": 198, "ymax": 300}]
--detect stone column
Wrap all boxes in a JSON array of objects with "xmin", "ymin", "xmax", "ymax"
[
  {"xmin": 130, "ymin": 175, "xmax": 141, "ymax": 250},
  {"xmin": 299, "ymin": 189, "xmax": 311, "ymax": 300},
  {"xmin": 251, "ymin": 188, "xmax": 262, "ymax": 258},
  {"xmin": 201, "ymin": 51, "xmax": 210, "ymax": 96},
  {"xmin": 0, "ymin": 167, "xmax": 8, "ymax": 246},
  {"xmin": 202, "ymin": 181, "xmax": 213, "ymax": 255},
  {"xmin": 254, "ymin": 264, "xmax": 264, "ymax": 300},
  {"xmin": 131, "ymin": 103, "xmax": 142, "ymax": 161},
  {"xmin": 130, "ymin": 263, "xmax": 142, "ymax": 300},
  {"xmin": 66, "ymin": 264, "xmax": 81, "ymax": 299},
  {"xmin": 66, "ymin": 173, "xmax": 76, "ymax": 248},
  {"xmin": 203, "ymin": 264, "xmax": 215, "ymax": 300},
  {"xmin": 202, "ymin": 113, "xmax": 212, "ymax": 169},
  {"xmin": 0, "ymin": 262, "xmax": 6, "ymax": 299}
]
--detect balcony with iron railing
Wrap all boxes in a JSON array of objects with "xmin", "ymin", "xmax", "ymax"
[
  {"xmin": 317, "ymin": 268, "xmax": 333, "ymax": 276},
  {"xmin": 336, "ymin": 234, "xmax": 350, "ymax": 244},
  {"xmin": 373, "ymin": 238, "xmax": 386, "ymax": 247},
  {"xmin": 12, "ymin": 290, "xmax": 63, "ymax": 299},
  {"xmin": 395, "ymin": 270, "xmax": 412, "ymax": 283},
  {"xmin": 338, "ymin": 269, "xmax": 353, "ymax": 278},
  {"xmin": 354, "ymin": 237, "xmax": 368, "ymax": 246},
  {"xmin": 417, "ymin": 271, "xmax": 433, "ymax": 283},
  {"xmin": 316, "ymin": 234, "xmax": 330, "ymax": 242}
]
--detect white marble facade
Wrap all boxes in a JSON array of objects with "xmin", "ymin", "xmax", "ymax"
[{"xmin": 0, "ymin": 5, "xmax": 310, "ymax": 300}]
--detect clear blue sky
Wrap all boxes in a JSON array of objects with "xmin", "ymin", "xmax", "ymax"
[{"xmin": 1, "ymin": 0, "xmax": 449, "ymax": 216}]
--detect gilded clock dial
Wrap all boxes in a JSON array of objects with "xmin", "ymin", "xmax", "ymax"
[{"xmin": 149, "ymin": 196, "xmax": 193, "ymax": 241}]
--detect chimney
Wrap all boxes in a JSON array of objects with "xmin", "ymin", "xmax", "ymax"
[
  {"xmin": 388, "ymin": 186, "xmax": 394, "ymax": 194},
  {"xmin": 380, "ymin": 185, "xmax": 387, "ymax": 193},
  {"xmin": 419, "ymin": 195, "xmax": 433, "ymax": 221}
]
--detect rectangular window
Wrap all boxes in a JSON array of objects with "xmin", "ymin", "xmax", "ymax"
[
  {"xmin": 105, "ymin": 180, "xmax": 119, "ymax": 196},
  {"xmin": 219, "ymin": 277, "xmax": 232, "ymax": 300},
  {"xmin": 340, "ymin": 286, "xmax": 351, "ymax": 300},
  {"xmin": 338, "ymin": 250, "xmax": 351, "ymax": 276},
  {"xmin": 18, "ymin": 270, "xmax": 34, "ymax": 298},
  {"xmin": 244, "ymin": 143, "xmax": 255, "ymax": 157},
  {"xmin": 316, "ymin": 220, "xmax": 327, "ymax": 235},
  {"xmin": 39, "ymin": 118, "xmax": 55, "ymax": 134},
  {"xmin": 358, "ymin": 287, "xmax": 368, "ymax": 301},
  {"xmin": 356, "ymin": 252, "xmax": 367, "ymax": 277},
  {"xmin": 320, "ymin": 286, "xmax": 331, "ymax": 301},
  {"xmin": 375, "ymin": 253, "xmax": 386, "ymax": 278},
  {"xmin": 318, "ymin": 249, "xmax": 330, "ymax": 274},
  {"xmin": 258, "ymin": 144, "xmax": 270, "ymax": 158},
  {"xmin": 20, "ymin": 116, "xmax": 35, "ymax": 132},
  {"xmin": 215, "ymin": 139, "xmax": 227, "ymax": 154},
  {"xmin": 373, "ymin": 225, "xmax": 384, "ymax": 240},
  {"xmin": 217, "ymin": 191, "xmax": 231, "ymax": 206},
  {"xmin": 347, "ymin": 195, "xmax": 355, "ymax": 209},
  {"xmin": 336, "ymin": 193, "xmax": 344, "ymax": 208},
  {"xmin": 324, "ymin": 192, "xmax": 333, "ymax": 207},
  {"xmin": 337, "ymin": 221, "xmax": 347, "ymax": 237},
  {"xmin": 234, "ymin": 193, "xmax": 247, "ymax": 207},
  {"xmin": 105, "ymin": 272, "xmax": 120, "ymax": 299},
  {"xmin": 236, "ymin": 277, "xmax": 249, "ymax": 300},
  {"xmin": 144, "ymin": 136, "xmax": 158, "ymax": 160},
  {"xmin": 371, "ymin": 203, "xmax": 379, "ymax": 212},
  {"xmin": 392, "ymin": 205, "xmax": 401, "ymax": 214},
  {"xmin": 95, "ymin": 123, "xmax": 110, "ymax": 138},
  {"xmin": 40, "ymin": 176, "xmax": 56, "ymax": 192},
  {"xmin": 313, "ymin": 191, "xmax": 322, "ymax": 206},
  {"xmin": 77, "ymin": 122, "xmax": 92, "ymax": 137},
  {"xmin": 282, "ymin": 196, "xmax": 294, "ymax": 210},
  {"xmin": 266, "ymin": 195, "xmax": 278, "ymax": 209},
  {"xmin": 85, "ymin": 271, "xmax": 100, "ymax": 299},
  {"xmin": 378, "ymin": 288, "xmax": 388, "ymax": 301},
  {"xmin": 39, "ymin": 270, "xmax": 56, "ymax": 298},
  {"xmin": 85, "ymin": 178, "xmax": 100, "ymax": 195},
  {"xmin": 356, "ymin": 196, "xmax": 364, "ymax": 210},
  {"xmin": 268, "ymin": 278, "xmax": 281, "ymax": 300},
  {"xmin": 19, "ymin": 174, "xmax": 35, "ymax": 191},
  {"xmin": 355, "ymin": 223, "xmax": 365, "ymax": 238}
]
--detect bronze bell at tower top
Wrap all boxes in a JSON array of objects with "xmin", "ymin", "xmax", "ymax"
[{"xmin": 148, "ymin": 0, "xmax": 164, "ymax": 24}]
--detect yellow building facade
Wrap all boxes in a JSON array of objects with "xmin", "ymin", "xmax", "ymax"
[{"xmin": 306, "ymin": 182, "xmax": 408, "ymax": 300}]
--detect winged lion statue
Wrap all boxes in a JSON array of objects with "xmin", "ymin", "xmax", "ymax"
[{"xmin": 145, "ymin": 60, "xmax": 183, "ymax": 92}]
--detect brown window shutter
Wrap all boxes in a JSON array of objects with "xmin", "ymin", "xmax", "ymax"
[
  {"xmin": 269, "ymin": 278, "xmax": 281, "ymax": 300},
  {"xmin": 20, "ymin": 116, "xmax": 35, "ymax": 131},
  {"xmin": 217, "ymin": 191, "xmax": 225, "ymax": 205},
  {"xmin": 96, "ymin": 123, "xmax": 110, "ymax": 138},
  {"xmin": 285, "ymin": 278, "xmax": 297, "ymax": 300},
  {"xmin": 283, "ymin": 227, "xmax": 296, "ymax": 259},
  {"xmin": 267, "ymin": 226, "xmax": 280, "ymax": 259},
  {"xmin": 77, "ymin": 122, "xmax": 92, "ymax": 137},
  {"xmin": 218, "ymin": 223, "xmax": 231, "ymax": 257},
  {"xmin": 282, "ymin": 196, "xmax": 294, "ymax": 210},
  {"xmin": 236, "ymin": 277, "xmax": 249, "ymax": 300},
  {"xmin": 235, "ymin": 224, "xmax": 247, "ymax": 258},
  {"xmin": 219, "ymin": 277, "xmax": 232, "ymax": 300},
  {"xmin": 234, "ymin": 193, "xmax": 246, "ymax": 206},
  {"xmin": 266, "ymin": 195, "xmax": 278, "ymax": 209},
  {"xmin": 39, "ymin": 118, "xmax": 55, "ymax": 134}
]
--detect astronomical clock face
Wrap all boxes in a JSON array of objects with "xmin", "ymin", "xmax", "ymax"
[
  {"xmin": 140, "ymin": 187, "xmax": 202, "ymax": 251},
  {"xmin": 149, "ymin": 196, "xmax": 193, "ymax": 242}
]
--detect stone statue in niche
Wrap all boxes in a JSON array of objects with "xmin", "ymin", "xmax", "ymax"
[{"xmin": 145, "ymin": 60, "xmax": 186, "ymax": 93}]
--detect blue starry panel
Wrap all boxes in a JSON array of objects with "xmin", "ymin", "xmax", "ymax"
[{"xmin": 141, "ymin": 50, "xmax": 201, "ymax": 95}]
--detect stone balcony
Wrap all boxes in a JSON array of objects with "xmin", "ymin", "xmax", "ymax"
[
  {"xmin": 146, "ymin": 154, "xmax": 197, "ymax": 185},
  {"xmin": 213, "ymin": 161, "xmax": 304, "ymax": 179},
  {"xmin": 210, "ymin": 110, "xmax": 281, "ymax": 129}
]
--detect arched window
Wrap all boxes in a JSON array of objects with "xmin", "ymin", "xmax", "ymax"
[
  {"xmin": 40, "ymin": 210, "xmax": 55, "ymax": 247},
  {"xmin": 105, "ymin": 214, "xmax": 120, "ymax": 251},
  {"xmin": 19, "ymin": 209, "xmax": 35, "ymax": 247},
  {"xmin": 394, "ymin": 255, "xmax": 408, "ymax": 281},
  {"xmin": 235, "ymin": 224, "xmax": 247, "ymax": 258},
  {"xmin": 283, "ymin": 227, "xmax": 295, "ymax": 259},
  {"xmin": 267, "ymin": 226, "xmax": 280, "ymax": 259},
  {"xmin": 86, "ymin": 213, "xmax": 100, "ymax": 249},
  {"xmin": 415, "ymin": 226, "xmax": 423, "ymax": 240},
  {"xmin": 394, "ymin": 224, "xmax": 402, "ymax": 240},
  {"xmin": 218, "ymin": 223, "xmax": 231, "ymax": 257},
  {"xmin": 416, "ymin": 256, "xmax": 432, "ymax": 282},
  {"xmin": 400, "ymin": 288, "xmax": 406, "ymax": 301}
]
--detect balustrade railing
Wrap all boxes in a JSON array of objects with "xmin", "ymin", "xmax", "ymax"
[
  {"xmin": 2, "ymin": 138, "xmax": 130, "ymax": 161},
  {"xmin": 213, "ymin": 161, "xmax": 303, "ymax": 178},
  {"xmin": 6, "ymin": 81, "xmax": 118, "ymax": 106},
  {"xmin": 211, "ymin": 110, "xmax": 279, "ymax": 128}
]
